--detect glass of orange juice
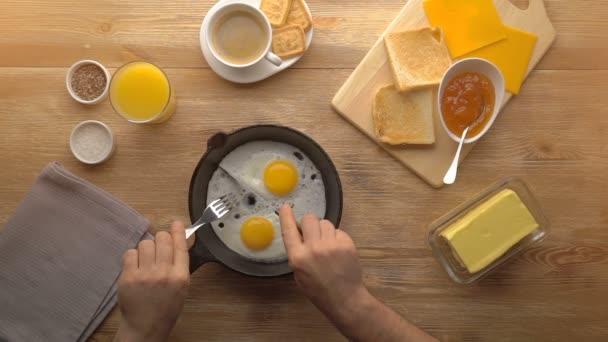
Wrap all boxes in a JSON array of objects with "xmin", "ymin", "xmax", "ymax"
[{"xmin": 109, "ymin": 61, "xmax": 176, "ymax": 124}]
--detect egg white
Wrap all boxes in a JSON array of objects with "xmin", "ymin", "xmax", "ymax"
[
  {"xmin": 206, "ymin": 168, "xmax": 287, "ymax": 262},
  {"xmin": 219, "ymin": 140, "xmax": 326, "ymax": 222},
  {"xmin": 206, "ymin": 141, "xmax": 327, "ymax": 262}
]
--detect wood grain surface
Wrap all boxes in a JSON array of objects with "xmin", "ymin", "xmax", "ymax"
[{"xmin": 1, "ymin": 0, "xmax": 607, "ymax": 341}]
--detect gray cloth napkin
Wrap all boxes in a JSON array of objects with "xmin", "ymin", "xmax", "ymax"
[{"xmin": 0, "ymin": 162, "xmax": 152, "ymax": 342}]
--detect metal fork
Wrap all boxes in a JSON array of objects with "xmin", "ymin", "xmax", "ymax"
[{"xmin": 185, "ymin": 193, "xmax": 236, "ymax": 239}]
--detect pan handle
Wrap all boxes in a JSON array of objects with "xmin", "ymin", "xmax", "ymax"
[
  {"xmin": 206, "ymin": 132, "xmax": 228, "ymax": 151},
  {"xmin": 188, "ymin": 231, "xmax": 217, "ymax": 273}
]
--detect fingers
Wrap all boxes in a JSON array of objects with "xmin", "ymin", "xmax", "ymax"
[
  {"xmin": 319, "ymin": 220, "xmax": 336, "ymax": 240},
  {"xmin": 155, "ymin": 231, "xmax": 174, "ymax": 266},
  {"xmin": 336, "ymin": 229, "xmax": 355, "ymax": 245},
  {"xmin": 170, "ymin": 221, "xmax": 190, "ymax": 273},
  {"xmin": 138, "ymin": 240, "xmax": 156, "ymax": 269},
  {"xmin": 123, "ymin": 249, "xmax": 139, "ymax": 272},
  {"xmin": 279, "ymin": 204, "xmax": 302, "ymax": 252},
  {"xmin": 301, "ymin": 213, "xmax": 321, "ymax": 242}
]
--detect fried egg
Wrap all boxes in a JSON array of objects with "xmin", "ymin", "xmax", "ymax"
[
  {"xmin": 205, "ymin": 140, "xmax": 327, "ymax": 262},
  {"xmin": 219, "ymin": 140, "xmax": 326, "ymax": 221},
  {"xmin": 207, "ymin": 169, "xmax": 286, "ymax": 261}
]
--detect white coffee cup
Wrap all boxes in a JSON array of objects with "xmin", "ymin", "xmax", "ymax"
[{"xmin": 205, "ymin": 3, "xmax": 282, "ymax": 68}]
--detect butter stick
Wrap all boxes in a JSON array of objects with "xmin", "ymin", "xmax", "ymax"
[{"xmin": 441, "ymin": 189, "xmax": 538, "ymax": 273}]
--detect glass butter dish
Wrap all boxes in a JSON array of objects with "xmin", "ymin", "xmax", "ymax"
[{"xmin": 428, "ymin": 177, "xmax": 550, "ymax": 284}]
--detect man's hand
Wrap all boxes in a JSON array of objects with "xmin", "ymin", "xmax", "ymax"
[
  {"xmin": 278, "ymin": 205, "xmax": 367, "ymax": 319},
  {"xmin": 114, "ymin": 221, "xmax": 190, "ymax": 342},
  {"xmin": 279, "ymin": 205, "xmax": 437, "ymax": 342}
]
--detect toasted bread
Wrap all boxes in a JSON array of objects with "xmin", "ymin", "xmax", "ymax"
[
  {"xmin": 384, "ymin": 27, "xmax": 451, "ymax": 92},
  {"xmin": 372, "ymin": 85, "xmax": 435, "ymax": 145}
]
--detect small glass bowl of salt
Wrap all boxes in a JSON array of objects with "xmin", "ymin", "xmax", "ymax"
[{"xmin": 70, "ymin": 120, "xmax": 115, "ymax": 165}]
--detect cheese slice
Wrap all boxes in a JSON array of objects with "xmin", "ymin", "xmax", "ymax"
[
  {"xmin": 423, "ymin": 0, "xmax": 506, "ymax": 58},
  {"xmin": 461, "ymin": 25, "xmax": 538, "ymax": 94},
  {"xmin": 441, "ymin": 189, "xmax": 538, "ymax": 274}
]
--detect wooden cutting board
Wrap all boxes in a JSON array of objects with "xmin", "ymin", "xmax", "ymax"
[{"xmin": 332, "ymin": 0, "xmax": 556, "ymax": 188}]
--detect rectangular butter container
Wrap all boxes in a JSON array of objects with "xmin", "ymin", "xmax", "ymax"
[{"xmin": 428, "ymin": 177, "xmax": 550, "ymax": 284}]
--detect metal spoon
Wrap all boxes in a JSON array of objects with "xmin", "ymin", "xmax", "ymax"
[
  {"xmin": 443, "ymin": 94, "xmax": 487, "ymax": 185},
  {"xmin": 443, "ymin": 126, "xmax": 470, "ymax": 185}
]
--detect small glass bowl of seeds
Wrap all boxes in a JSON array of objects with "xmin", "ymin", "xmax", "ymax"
[{"xmin": 66, "ymin": 60, "xmax": 111, "ymax": 104}]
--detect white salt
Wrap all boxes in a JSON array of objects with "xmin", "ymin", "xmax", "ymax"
[{"xmin": 71, "ymin": 122, "xmax": 113, "ymax": 163}]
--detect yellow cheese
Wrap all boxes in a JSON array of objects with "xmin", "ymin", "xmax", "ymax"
[
  {"xmin": 461, "ymin": 25, "xmax": 537, "ymax": 94},
  {"xmin": 441, "ymin": 189, "xmax": 538, "ymax": 273},
  {"xmin": 423, "ymin": 0, "xmax": 506, "ymax": 58}
]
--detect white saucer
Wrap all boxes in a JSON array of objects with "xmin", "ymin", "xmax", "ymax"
[{"xmin": 200, "ymin": 0, "xmax": 314, "ymax": 84}]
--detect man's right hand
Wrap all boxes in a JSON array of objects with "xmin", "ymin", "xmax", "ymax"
[
  {"xmin": 279, "ymin": 205, "xmax": 437, "ymax": 342},
  {"xmin": 278, "ymin": 205, "xmax": 369, "ymax": 321}
]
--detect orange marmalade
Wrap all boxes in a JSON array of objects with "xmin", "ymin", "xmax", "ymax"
[{"xmin": 441, "ymin": 72, "xmax": 495, "ymax": 138}]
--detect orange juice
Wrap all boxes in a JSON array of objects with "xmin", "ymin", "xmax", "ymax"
[{"xmin": 109, "ymin": 62, "xmax": 176, "ymax": 123}]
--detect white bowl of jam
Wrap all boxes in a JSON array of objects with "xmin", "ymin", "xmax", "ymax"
[{"xmin": 438, "ymin": 58, "xmax": 505, "ymax": 144}]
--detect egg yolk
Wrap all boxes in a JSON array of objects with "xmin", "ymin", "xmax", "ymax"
[
  {"xmin": 263, "ymin": 160, "xmax": 299, "ymax": 196},
  {"xmin": 241, "ymin": 216, "xmax": 274, "ymax": 250}
]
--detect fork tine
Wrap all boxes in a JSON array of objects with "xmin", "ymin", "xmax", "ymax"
[
  {"xmin": 214, "ymin": 193, "xmax": 236, "ymax": 206},
  {"xmin": 212, "ymin": 198, "xmax": 228, "ymax": 208},
  {"xmin": 208, "ymin": 198, "xmax": 221, "ymax": 207},
  {"xmin": 223, "ymin": 193, "xmax": 235, "ymax": 204},
  {"xmin": 217, "ymin": 208, "xmax": 230, "ymax": 218},
  {"xmin": 214, "ymin": 203, "xmax": 229, "ymax": 212}
]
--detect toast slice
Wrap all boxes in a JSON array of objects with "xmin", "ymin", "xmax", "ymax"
[
  {"xmin": 384, "ymin": 27, "xmax": 451, "ymax": 92},
  {"xmin": 372, "ymin": 85, "xmax": 435, "ymax": 145}
]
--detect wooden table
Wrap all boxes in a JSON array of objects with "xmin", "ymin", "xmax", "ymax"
[{"xmin": 1, "ymin": 0, "xmax": 607, "ymax": 340}]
